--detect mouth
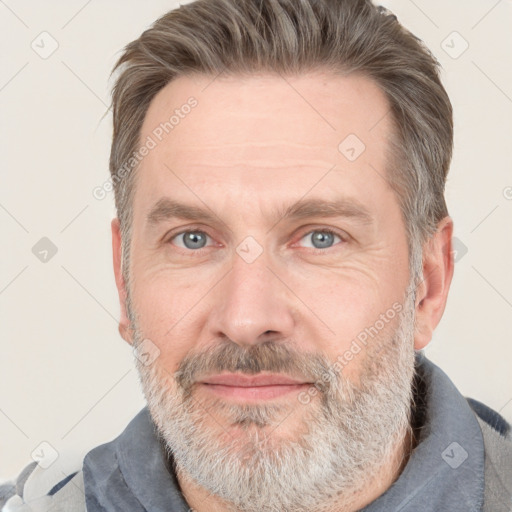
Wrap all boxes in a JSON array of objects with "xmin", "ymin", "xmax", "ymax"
[{"xmin": 198, "ymin": 373, "xmax": 312, "ymax": 401}]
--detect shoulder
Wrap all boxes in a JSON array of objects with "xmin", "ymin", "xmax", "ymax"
[
  {"xmin": 467, "ymin": 397, "xmax": 511, "ymax": 438},
  {"xmin": 1, "ymin": 459, "xmax": 85, "ymax": 512},
  {"xmin": 466, "ymin": 398, "xmax": 512, "ymax": 510},
  {"xmin": 466, "ymin": 397, "xmax": 511, "ymax": 453}
]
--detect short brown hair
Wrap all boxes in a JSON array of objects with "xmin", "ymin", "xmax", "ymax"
[{"xmin": 109, "ymin": 0, "xmax": 453, "ymax": 283}]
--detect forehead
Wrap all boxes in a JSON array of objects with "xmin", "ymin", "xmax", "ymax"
[{"xmin": 134, "ymin": 71, "xmax": 395, "ymax": 215}]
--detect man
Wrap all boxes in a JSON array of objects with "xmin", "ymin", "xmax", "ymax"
[{"xmin": 1, "ymin": 0, "xmax": 511, "ymax": 510}]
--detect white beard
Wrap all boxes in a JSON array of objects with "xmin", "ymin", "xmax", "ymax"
[{"xmin": 129, "ymin": 286, "xmax": 417, "ymax": 512}]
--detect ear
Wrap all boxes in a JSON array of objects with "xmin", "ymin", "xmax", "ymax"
[
  {"xmin": 414, "ymin": 216, "xmax": 454, "ymax": 350},
  {"xmin": 111, "ymin": 218, "xmax": 133, "ymax": 345}
]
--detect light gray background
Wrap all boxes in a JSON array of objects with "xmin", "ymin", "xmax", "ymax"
[{"xmin": 1, "ymin": 0, "xmax": 511, "ymax": 481}]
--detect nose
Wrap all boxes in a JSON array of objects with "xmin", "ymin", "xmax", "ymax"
[{"xmin": 206, "ymin": 252, "xmax": 295, "ymax": 347}]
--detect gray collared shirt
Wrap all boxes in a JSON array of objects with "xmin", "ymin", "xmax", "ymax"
[{"xmin": 82, "ymin": 352, "xmax": 486, "ymax": 511}]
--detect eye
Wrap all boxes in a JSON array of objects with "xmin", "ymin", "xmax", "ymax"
[
  {"xmin": 297, "ymin": 229, "xmax": 343, "ymax": 250},
  {"xmin": 170, "ymin": 230, "xmax": 212, "ymax": 250}
]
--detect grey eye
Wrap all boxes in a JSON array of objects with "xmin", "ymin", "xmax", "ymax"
[
  {"xmin": 299, "ymin": 230, "xmax": 341, "ymax": 249},
  {"xmin": 174, "ymin": 231, "xmax": 209, "ymax": 250}
]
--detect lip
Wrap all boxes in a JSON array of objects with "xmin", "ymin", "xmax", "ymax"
[
  {"xmin": 202, "ymin": 373, "xmax": 306, "ymax": 387},
  {"xmin": 199, "ymin": 373, "xmax": 311, "ymax": 401}
]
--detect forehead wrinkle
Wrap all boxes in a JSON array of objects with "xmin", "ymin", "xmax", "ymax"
[
  {"xmin": 161, "ymin": 143, "xmax": 340, "ymax": 171},
  {"xmin": 161, "ymin": 161, "xmax": 339, "ymax": 172}
]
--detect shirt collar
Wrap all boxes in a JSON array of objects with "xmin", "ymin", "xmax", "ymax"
[
  {"xmin": 83, "ymin": 407, "xmax": 190, "ymax": 511},
  {"xmin": 361, "ymin": 351, "xmax": 485, "ymax": 511}
]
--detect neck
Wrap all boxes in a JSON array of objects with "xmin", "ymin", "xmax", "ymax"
[
  {"xmin": 348, "ymin": 421, "xmax": 417, "ymax": 511},
  {"xmin": 177, "ymin": 423, "xmax": 417, "ymax": 512}
]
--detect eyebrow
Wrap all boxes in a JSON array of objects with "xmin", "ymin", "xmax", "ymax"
[
  {"xmin": 145, "ymin": 196, "xmax": 373, "ymax": 229},
  {"xmin": 273, "ymin": 197, "xmax": 373, "ymax": 225},
  {"xmin": 146, "ymin": 198, "xmax": 219, "ymax": 227}
]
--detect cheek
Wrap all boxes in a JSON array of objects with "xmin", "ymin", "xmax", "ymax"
[
  {"xmin": 304, "ymin": 278, "xmax": 380, "ymax": 336},
  {"xmin": 294, "ymin": 268, "xmax": 403, "ymax": 376},
  {"xmin": 131, "ymin": 272, "xmax": 208, "ymax": 374}
]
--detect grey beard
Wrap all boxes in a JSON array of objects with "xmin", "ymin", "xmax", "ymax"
[{"xmin": 130, "ymin": 289, "xmax": 417, "ymax": 512}]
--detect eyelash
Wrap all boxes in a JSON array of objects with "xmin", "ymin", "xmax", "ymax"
[{"xmin": 165, "ymin": 226, "xmax": 348, "ymax": 255}]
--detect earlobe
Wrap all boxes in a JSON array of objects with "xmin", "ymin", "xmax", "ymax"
[
  {"xmin": 413, "ymin": 217, "xmax": 454, "ymax": 350},
  {"xmin": 111, "ymin": 218, "xmax": 133, "ymax": 345}
]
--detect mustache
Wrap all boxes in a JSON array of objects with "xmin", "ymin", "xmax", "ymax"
[{"xmin": 174, "ymin": 340, "xmax": 334, "ymax": 394}]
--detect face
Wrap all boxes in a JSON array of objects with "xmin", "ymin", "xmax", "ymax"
[{"xmin": 116, "ymin": 71, "xmax": 420, "ymax": 511}]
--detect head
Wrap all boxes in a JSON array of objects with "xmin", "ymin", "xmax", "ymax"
[{"xmin": 109, "ymin": 1, "xmax": 454, "ymax": 510}]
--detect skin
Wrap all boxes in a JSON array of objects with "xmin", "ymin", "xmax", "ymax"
[{"xmin": 111, "ymin": 71, "xmax": 454, "ymax": 511}]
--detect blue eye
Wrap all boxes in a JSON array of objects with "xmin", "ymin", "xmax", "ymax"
[
  {"xmin": 171, "ymin": 231, "xmax": 211, "ymax": 250},
  {"xmin": 299, "ymin": 230, "xmax": 342, "ymax": 249},
  {"xmin": 168, "ymin": 228, "xmax": 344, "ymax": 253}
]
